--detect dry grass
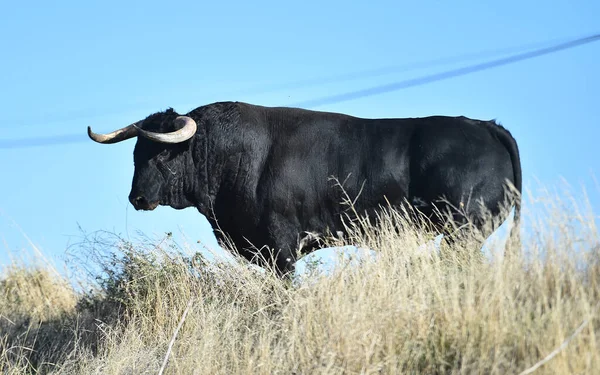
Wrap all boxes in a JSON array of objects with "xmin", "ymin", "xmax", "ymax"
[{"xmin": 1, "ymin": 183, "xmax": 599, "ymax": 374}]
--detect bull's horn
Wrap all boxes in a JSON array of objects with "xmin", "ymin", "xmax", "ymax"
[
  {"xmin": 134, "ymin": 116, "xmax": 197, "ymax": 144},
  {"xmin": 87, "ymin": 122, "xmax": 139, "ymax": 144}
]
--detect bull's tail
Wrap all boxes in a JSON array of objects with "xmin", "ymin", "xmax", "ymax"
[{"xmin": 493, "ymin": 122, "xmax": 522, "ymax": 255}]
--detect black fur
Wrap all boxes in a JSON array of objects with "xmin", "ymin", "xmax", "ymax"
[{"xmin": 125, "ymin": 101, "xmax": 522, "ymax": 276}]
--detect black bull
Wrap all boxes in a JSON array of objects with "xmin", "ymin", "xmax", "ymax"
[{"xmin": 88, "ymin": 101, "xmax": 522, "ymax": 276}]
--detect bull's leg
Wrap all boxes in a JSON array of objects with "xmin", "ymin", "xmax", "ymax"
[
  {"xmin": 274, "ymin": 249, "xmax": 296, "ymax": 278},
  {"xmin": 434, "ymin": 203, "xmax": 492, "ymax": 262},
  {"xmin": 263, "ymin": 213, "xmax": 304, "ymax": 278}
]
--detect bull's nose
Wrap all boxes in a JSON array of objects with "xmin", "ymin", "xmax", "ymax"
[{"xmin": 130, "ymin": 195, "xmax": 148, "ymax": 209}]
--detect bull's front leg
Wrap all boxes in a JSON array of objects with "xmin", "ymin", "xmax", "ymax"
[{"xmin": 263, "ymin": 213, "xmax": 307, "ymax": 278}]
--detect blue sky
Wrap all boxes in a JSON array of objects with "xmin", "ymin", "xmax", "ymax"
[{"xmin": 1, "ymin": 1, "xmax": 599, "ymax": 272}]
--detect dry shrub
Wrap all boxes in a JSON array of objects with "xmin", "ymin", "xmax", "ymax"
[
  {"xmin": 0, "ymin": 265, "xmax": 76, "ymax": 323},
  {"xmin": 0, "ymin": 259, "xmax": 80, "ymax": 374}
]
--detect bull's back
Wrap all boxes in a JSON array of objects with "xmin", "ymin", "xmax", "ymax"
[{"xmin": 265, "ymin": 111, "xmax": 414, "ymax": 228}]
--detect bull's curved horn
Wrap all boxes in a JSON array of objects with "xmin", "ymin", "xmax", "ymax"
[
  {"xmin": 87, "ymin": 122, "xmax": 139, "ymax": 144},
  {"xmin": 134, "ymin": 116, "xmax": 197, "ymax": 144}
]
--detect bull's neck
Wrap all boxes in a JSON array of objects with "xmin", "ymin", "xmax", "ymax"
[
  {"xmin": 188, "ymin": 120, "xmax": 213, "ymax": 217},
  {"xmin": 188, "ymin": 102, "xmax": 252, "ymax": 221}
]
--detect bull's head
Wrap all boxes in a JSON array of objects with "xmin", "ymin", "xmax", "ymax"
[{"xmin": 88, "ymin": 108, "xmax": 198, "ymax": 211}]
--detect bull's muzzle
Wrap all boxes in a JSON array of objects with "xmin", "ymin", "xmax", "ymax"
[{"xmin": 129, "ymin": 195, "xmax": 159, "ymax": 211}]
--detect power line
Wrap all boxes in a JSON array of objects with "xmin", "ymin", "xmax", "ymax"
[
  {"xmin": 221, "ymin": 37, "xmax": 565, "ymax": 97},
  {"xmin": 289, "ymin": 32, "xmax": 600, "ymax": 109},
  {"xmin": 1, "ymin": 37, "xmax": 561, "ymax": 132},
  {"xmin": 0, "ymin": 134, "xmax": 85, "ymax": 149},
  {"xmin": 1, "ymin": 32, "xmax": 599, "ymax": 150}
]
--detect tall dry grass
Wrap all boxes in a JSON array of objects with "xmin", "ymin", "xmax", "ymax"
[{"xmin": 1, "ymin": 183, "xmax": 599, "ymax": 374}]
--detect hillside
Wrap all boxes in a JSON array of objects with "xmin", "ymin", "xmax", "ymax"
[{"xmin": 1, "ymin": 185, "xmax": 599, "ymax": 375}]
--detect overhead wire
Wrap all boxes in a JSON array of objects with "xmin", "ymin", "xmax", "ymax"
[
  {"xmin": 288, "ymin": 32, "xmax": 600, "ymax": 108},
  {"xmin": 1, "ymin": 32, "xmax": 599, "ymax": 149},
  {"xmin": 0, "ymin": 134, "xmax": 89, "ymax": 149},
  {"xmin": 219, "ymin": 37, "xmax": 566, "ymax": 96},
  {"xmin": 1, "ymin": 37, "xmax": 558, "ymax": 133}
]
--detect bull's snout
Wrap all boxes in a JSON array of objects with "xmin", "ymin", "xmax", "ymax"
[
  {"xmin": 130, "ymin": 195, "xmax": 147, "ymax": 208},
  {"xmin": 129, "ymin": 195, "xmax": 159, "ymax": 211}
]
